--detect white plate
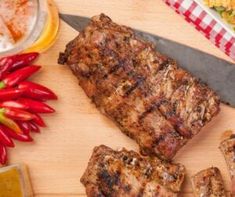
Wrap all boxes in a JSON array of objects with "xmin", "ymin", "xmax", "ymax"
[{"xmin": 194, "ymin": 0, "xmax": 235, "ymax": 37}]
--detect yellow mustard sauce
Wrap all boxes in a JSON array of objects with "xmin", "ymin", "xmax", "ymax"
[{"xmin": 0, "ymin": 167, "xmax": 23, "ymax": 197}]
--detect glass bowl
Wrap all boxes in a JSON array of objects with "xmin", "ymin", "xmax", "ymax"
[{"xmin": 0, "ymin": 0, "xmax": 59, "ymax": 57}]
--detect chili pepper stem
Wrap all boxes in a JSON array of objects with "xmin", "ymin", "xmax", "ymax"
[
  {"xmin": 1, "ymin": 107, "xmax": 35, "ymax": 121},
  {"xmin": 0, "ymin": 113, "xmax": 22, "ymax": 134},
  {"xmin": 0, "ymin": 82, "xmax": 5, "ymax": 89},
  {"xmin": 1, "ymin": 65, "xmax": 41, "ymax": 88}
]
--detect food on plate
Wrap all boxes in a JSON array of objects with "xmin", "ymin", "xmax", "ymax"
[
  {"xmin": 204, "ymin": 0, "xmax": 235, "ymax": 10},
  {"xmin": 0, "ymin": 52, "xmax": 57, "ymax": 164},
  {"xmin": 191, "ymin": 167, "xmax": 226, "ymax": 197},
  {"xmin": 58, "ymin": 14, "xmax": 220, "ymax": 160},
  {"xmin": 0, "ymin": 164, "xmax": 33, "ymax": 197},
  {"xmin": 204, "ymin": 0, "xmax": 235, "ymax": 26},
  {"xmin": 81, "ymin": 145, "xmax": 185, "ymax": 197}
]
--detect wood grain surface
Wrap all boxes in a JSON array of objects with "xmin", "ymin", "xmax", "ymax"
[{"xmin": 6, "ymin": 0, "xmax": 235, "ymax": 196}]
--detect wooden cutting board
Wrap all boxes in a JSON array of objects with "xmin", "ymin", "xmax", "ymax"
[{"xmin": 6, "ymin": 0, "xmax": 235, "ymax": 196}]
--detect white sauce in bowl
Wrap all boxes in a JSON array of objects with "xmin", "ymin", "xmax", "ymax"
[{"xmin": 0, "ymin": 0, "xmax": 37, "ymax": 52}]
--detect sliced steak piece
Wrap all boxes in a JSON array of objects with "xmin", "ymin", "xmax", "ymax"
[
  {"xmin": 58, "ymin": 13, "xmax": 220, "ymax": 160},
  {"xmin": 191, "ymin": 167, "xmax": 226, "ymax": 197},
  {"xmin": 81, "ymin": 145, "xmax": 185, "ymax": 197},
  {"xmin": 220, "ymin": 134, "xmax": 235, "ymax": 179}
]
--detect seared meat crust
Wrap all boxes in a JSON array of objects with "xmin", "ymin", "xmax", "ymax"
[
  {"xmin": 81, "ymin": 145, "xmax": 185, "ymax": 197},
  {"xmin": 220, "ymin": 134, "xmax": 235, "ymax": 179},
  {"xmin": 59, "ymin": 14, "xmax": 220, "ymax": 160},
  {"xmin": 191, "ymin": 167, "xmax": 226, "ymax": 197}
]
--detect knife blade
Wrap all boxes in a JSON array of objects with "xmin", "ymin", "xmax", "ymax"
[{"xmin": 59, "ymin": 13, "xmax": 235, "ymax": 107}]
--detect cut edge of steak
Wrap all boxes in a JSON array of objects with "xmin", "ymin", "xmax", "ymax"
[
  {"xmin": 191, "ymin": 167, "xmax": 226, "ymax": 197},
  {"xmin": 219, "ymin": 134, "xmax": 235, "ymax": 179},
  {"xmin": 81, "ymin": 145, "xmax": 185, "ymax": 197},
  {"xmin": 58, "ymin": 13, "xmax": 220, "ymax": 160}
]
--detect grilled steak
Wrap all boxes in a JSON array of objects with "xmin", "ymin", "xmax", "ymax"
[
  {"xmin": 220, "ymin": 134, "xmax": 235, "ymax": 196},
  {"xmin": 81, "ymin": 145, "xmax": 185, "ymax": 197},
  {"xmin": 220, "ymin": 134, "xmax": 235, "ymax": 179},
  {"xmin": 58, "ymin": 14, "xmax": 220, "ymax": 160},
  {"xmin": 191, "ymin": 167, "xmax": 226, "ymax": 197}
]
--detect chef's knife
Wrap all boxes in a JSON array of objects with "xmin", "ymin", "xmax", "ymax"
[{"xmin": 59, "ymin": 13, "xmax": 235, "ymax": 107}]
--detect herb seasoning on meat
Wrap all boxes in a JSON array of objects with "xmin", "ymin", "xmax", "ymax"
[{"xmin": 59, "ymin": 14, "xmax": 220, "ymax": 160}]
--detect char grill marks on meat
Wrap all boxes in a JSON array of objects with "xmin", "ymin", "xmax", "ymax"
[
  {"xmin": 80, "ymin": 145, "xmax": 185, "ymax": 197},
  {"xmin": 58, "ymin": 14, "xmax": 220, "ymax": 160}
]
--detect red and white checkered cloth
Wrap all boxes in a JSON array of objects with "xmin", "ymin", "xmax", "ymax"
[{"xmin": 164, "ymin": 0, "xmax": 235, "ymax": 60}]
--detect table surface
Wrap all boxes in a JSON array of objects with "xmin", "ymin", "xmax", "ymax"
[{"xmin": 7, "ymin": 0, "xmax": 235, "ymax": 196}]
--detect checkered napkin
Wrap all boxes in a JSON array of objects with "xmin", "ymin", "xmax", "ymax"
[{"xmin": 164, "ymin": 0, "xmax": 235, "ymax": 61}]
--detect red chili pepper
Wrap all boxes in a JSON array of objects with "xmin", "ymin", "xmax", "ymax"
[
  {"xmin": 33, "ymin": 114, "xmax": 46, "ymax": 127},
  {"xmin": 0, "ymin": 113, "xmax": 22, "ymax": 134},
  {"xmin": 0, "ymin": 107, "xmax": 35, "ymax": 121},
  {"xmin": 0, "ymin": 99, "xmax": 55, "ymax": 113},
  {"xmin": 2, "ymin": 125, "xmax": 32, "ymax": 142},
  {"xmin": 0, "ymin": 143, "xmax": 7, "ymax": 164},
  {"xmin": 17, "ymin": 121, "xmax": 31, "ymax": 135},
  {"xmin": 0, "ymin": 126, "xmax": 14, "ymax": 147},
  {"xmin": 16, "ymin": 98, "xmax": 55, "ymax": 113},
  {"xmin": 0, "ymin": 88, "xmax": 24, "ymax": 101},
  {"xmin": 18, "ymin": 81, "xmax": 57, "ymax": 100},
  {"xmin": 9, "ymin": 52, "xmax": 39, "ymax": 71},
  {"xmin": 29, "ymin": 121, "xmax": 40, "ymax": 133},
  {"xmin": 0, "ymin": 101, "xmax": 26, "ymax": 110},
  {"xmin": 0, "ymin": 58, "xmax": 14, "ymax": 80},
  {"xmin": 0, "ymin": 65, "xmax": 41, "ymax": 89},
  {"xmin": 0, "ymin": 52, "xmax": 39, "ymax": 79}
]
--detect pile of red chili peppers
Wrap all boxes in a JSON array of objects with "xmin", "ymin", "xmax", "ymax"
[{"xmin": 0, "ymin": 52, "xmax": 57, "ymax": 164}]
